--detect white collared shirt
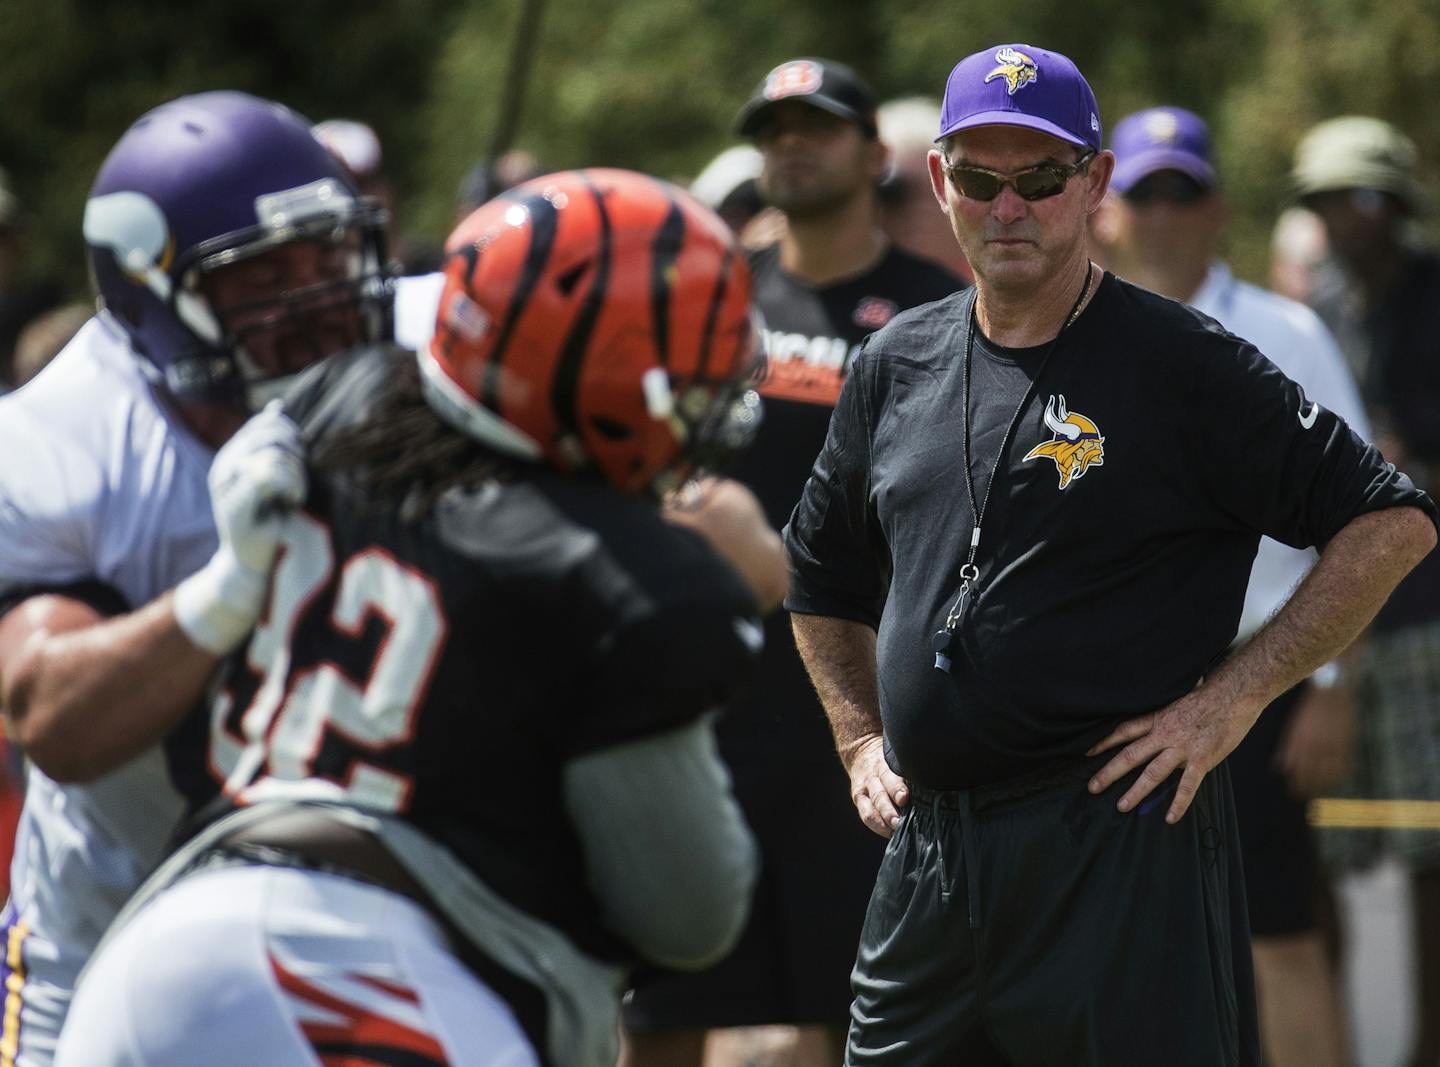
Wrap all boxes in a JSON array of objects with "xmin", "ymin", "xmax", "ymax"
[{"xmin": 1189, "ymin": 262, "xmax": 1371, "ymax": 641}]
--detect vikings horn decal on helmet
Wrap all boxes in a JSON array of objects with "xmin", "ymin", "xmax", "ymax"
[
  {"xmin": 84, "ymin": 91, "xmax": 392, "ymax": 411},
  {"xmin": 420, "ymin": 168, "xmax": 763, "ymax": 496}
]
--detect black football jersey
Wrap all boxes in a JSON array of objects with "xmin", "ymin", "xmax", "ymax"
[
  {"xmin": 181, "ymin": 344, "xmax": 761, "ymax": 959},
  {"xmin": 723, "ymin": 244, "xmax": 961, "ymax": 762}
]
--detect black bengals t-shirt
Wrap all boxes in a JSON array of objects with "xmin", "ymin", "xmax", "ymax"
[
  {"xmin": 723, "ymin": 243, "xmax": 961, "ymax": 763},
  {"xmin": 785, "ymin": 274, "xmax": 1439, "ymax": 790}
]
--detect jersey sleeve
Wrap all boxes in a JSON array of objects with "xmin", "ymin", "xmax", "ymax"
[
  {"xmin": 562, "ymin": 716, "xmax": 756, "ymax": 968},
  {"xmin": 783, "ymin": 342, "xmax": 889, "ymax": 626},
  {"xmin": 1195, "ymin": 336, "xmax": 1437, "ymax": 550},
  {"xmin": 561, "ymin": 527, "xmax": 762, "ymax": 759},
  {"xmin": 1285, "ymin": 306, "xmax": 1371, "ymax": 442},
  {"xmin": 0, "ymin": 435, "xmax": 101, "ymax": 601},
  {"xmin": 0, "ymin": 578, "xmax": 130, "ymax": 624}
]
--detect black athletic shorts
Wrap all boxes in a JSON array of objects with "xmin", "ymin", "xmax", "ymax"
[
  {"xmin": 624, "ymin": 753, "xmax": 885, "ymax": 1029},
  {"xmin": 847, "ymin": 755, "xmax": 1261, "ymax": 1066},
  {"xmin": 1226, "ymin": 682, "xmax": 1320, "ymax": 937}
]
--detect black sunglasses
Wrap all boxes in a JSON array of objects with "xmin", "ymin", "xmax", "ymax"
[
  {"xmin": 942, "ymin": 149, "xmax": 1096, "ymax": 202},
  {"xmin": 1123, "ymin": 171, "xmax": 1210, "ymax": 206}
]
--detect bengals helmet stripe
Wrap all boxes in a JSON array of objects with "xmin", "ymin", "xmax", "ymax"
[
  {"xmin": 426, "ymin": 167, "xmax": 761, "ymax": 496},
  {"xmin": 697, "ymin": 243, "xmax": 738, "ymax": 382},
  {"xmin": 552, "ymin": 174, "xmax": 613, "ymax": 435},
  {"xmin": 479, "ymin": 189, "xmax": 562, "ymax": 412},
  {"xmin": 649, "ymin": 190, "xmax": 689, "ymax": 369}
]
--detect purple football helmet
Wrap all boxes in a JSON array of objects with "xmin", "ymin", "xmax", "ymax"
[{"xmin": 84, "ymin": 91, "xmax": 391, "ymax": 410}]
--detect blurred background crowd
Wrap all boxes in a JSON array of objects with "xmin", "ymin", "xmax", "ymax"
[{"xmin": 1, "ymin": 2, "xmax": 1439, "ymax": 1065}]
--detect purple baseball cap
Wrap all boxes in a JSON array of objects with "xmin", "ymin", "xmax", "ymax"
[
  {"xmin": 1109, "ymin": 107, "xmax": 1215, "ymax": 194},
  {"xmin": 936, "ymin": 44, "xmax": 1101, "ymax": 151}
]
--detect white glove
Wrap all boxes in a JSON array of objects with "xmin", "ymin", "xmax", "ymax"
[{"xmin": 174, "ymin": 401, "xmax": 308, "ymax": 656}]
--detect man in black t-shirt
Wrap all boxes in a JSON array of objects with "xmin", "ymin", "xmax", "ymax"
[
  {"xmin": 622, "ymin": 57, "xmax": 960, "ymax": 1067},
  {"xmin": 785, "ymin": 43, "xmax": 1438, "ymax": 1067}
]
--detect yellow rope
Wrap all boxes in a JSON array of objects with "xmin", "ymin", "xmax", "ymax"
[{"xmin": 1309, "ymin": 798, "xmax": 1440, "ymax": 830}]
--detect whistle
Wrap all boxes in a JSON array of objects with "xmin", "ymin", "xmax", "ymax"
[{"xmin": 932, "ymin": 628, "xmax": 954, "ymax": 674}]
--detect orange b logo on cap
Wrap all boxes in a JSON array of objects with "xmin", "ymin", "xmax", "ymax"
[{"xmin": 764, "ymin": 60, "xmax": 824, "ymax": 101}]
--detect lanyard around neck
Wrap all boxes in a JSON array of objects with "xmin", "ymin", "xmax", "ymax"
[{"xmin": 933, "ymin": 262, "xmax": 1096, "ymax": 672}]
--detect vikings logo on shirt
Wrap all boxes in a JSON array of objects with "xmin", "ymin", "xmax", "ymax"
[
  {"xmin": 1024, "ymin": 394, "xmax": 1104, "ymax": 489},
  {"xmin": 985, "ymin": 47, "xmax": 1038, "ymax": 95}
]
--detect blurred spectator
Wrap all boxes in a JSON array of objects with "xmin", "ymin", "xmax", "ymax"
[
  {"xmin": 689, "ymin": 144, "xmax": 765, "ymax": 235},
  {"xmin": 622, "ymin": 57, "xmax": 960, "ymax": 1067},
  {"xmin": 1270, "ymin": 206, "xmax": 1334, "ymax": 306},
  {"xmin": 0, "ymin": 166, "xmax": 62, "ymax": 390},
  {"xmin": 313, "ymin": 119, "xmax": 394, "ymax": 238},
  {"xmin": 313, "ymin": 117, "xmax": 440, "ymax": 273},
  {"xmin": 1293, "ymin": 115, "xmax": 1440, "ymax": 1067},
  {"xmin": 312, "ymin": 119, "xmax": 388, "ymax": 204},
  {"xmin": 454, "ymin": 149, "xmax": 543, "ymax": 223},
  {"xmin": 12, "ymin": 302, "xmax": 90, "ymax": 387},
  {"xmin": 875, "ymin": 96, "xmax": 973, "ymax": 281},
  {"xmin": 1099, "ymin": 105, "xmax": 1359, "ymax": 1067}
]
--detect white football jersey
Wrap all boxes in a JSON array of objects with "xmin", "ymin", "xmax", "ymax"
[
  {"xmin": 0, "ymin": 314, "xmax": 217, "ymax": 1064},
  {"xmin": 0, "ymin": 280, "xmax": 438, "ymax": 1064}
]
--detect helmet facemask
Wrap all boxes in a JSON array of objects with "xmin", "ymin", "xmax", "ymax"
[
  {"xmin": 645, "ymin": 317, "xmax": 766, "ymax": 497},
  {"xmin": 182, "ymin": 184, "xmax": 389, "ymax": 411},
  {"xmin": 87, "ymin": 173, "xmax": 390, "ymax": 412}
]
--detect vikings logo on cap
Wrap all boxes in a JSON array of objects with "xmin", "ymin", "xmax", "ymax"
[
  {"xmin": 764, "ymin": 60, "xmax": 824, "ymax": 101},
  {"xmin": 1143, "ymin": 110, "xmax": 1182, "ymax": 144},
  {"xmin": 984, "ymin": 47, "xmax": 1039, "ymax": 95},
  {"xmin": 1024, "ymin": 394, "xmax": 1105, "ymax": 489}
]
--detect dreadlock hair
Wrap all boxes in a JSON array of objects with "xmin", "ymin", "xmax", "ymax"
[{"xmin": 312, "ymin": 346, "xmax": 519, "ymax": 522}]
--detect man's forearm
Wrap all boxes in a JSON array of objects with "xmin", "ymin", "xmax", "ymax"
[
  {"xmin": 1216, "ymin": 506, "xmax": 1436, "ymax": 712},
  {"xmin": 792, "ymin": 612, "xmax": 882, "ymax": 764},
  {"xmin": 0, "ymin": 592, "xmax": 218, "ymax": 782}
]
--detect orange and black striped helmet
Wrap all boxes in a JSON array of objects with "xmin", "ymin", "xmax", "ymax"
[{"xmin": 419, "ymin": 168, "xmax": 762, "ymax": 495}]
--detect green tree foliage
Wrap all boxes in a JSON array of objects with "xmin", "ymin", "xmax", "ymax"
[
  {"xmin": 0, "ymin": 0, "xmax": 1435, "ymax": 294},
  {"xmin": 416, "ymin": 0, "xmax": 1438, "ymax": 282},
  {"xmin": 0, "ymin": 0, "xmax": 454, "ymax": 292}
]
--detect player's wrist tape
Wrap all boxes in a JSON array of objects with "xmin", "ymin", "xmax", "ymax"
[{"xmin": 173, "ymin": 551, "xmax": 270, "ymax": 657}]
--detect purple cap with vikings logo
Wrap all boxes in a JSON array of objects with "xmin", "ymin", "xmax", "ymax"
[
  {"xmin": 1108, "ymin": 107, "xmax": 1216, "ymax": 194},
  {"xmin": 936, "ymin": 44, "xmax": 1101, "ymax": 151}
]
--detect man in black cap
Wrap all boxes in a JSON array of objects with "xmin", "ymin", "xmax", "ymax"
[{"xmin": 621, "ymin": 57, "xmax": 960, "ymax": 1067}]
